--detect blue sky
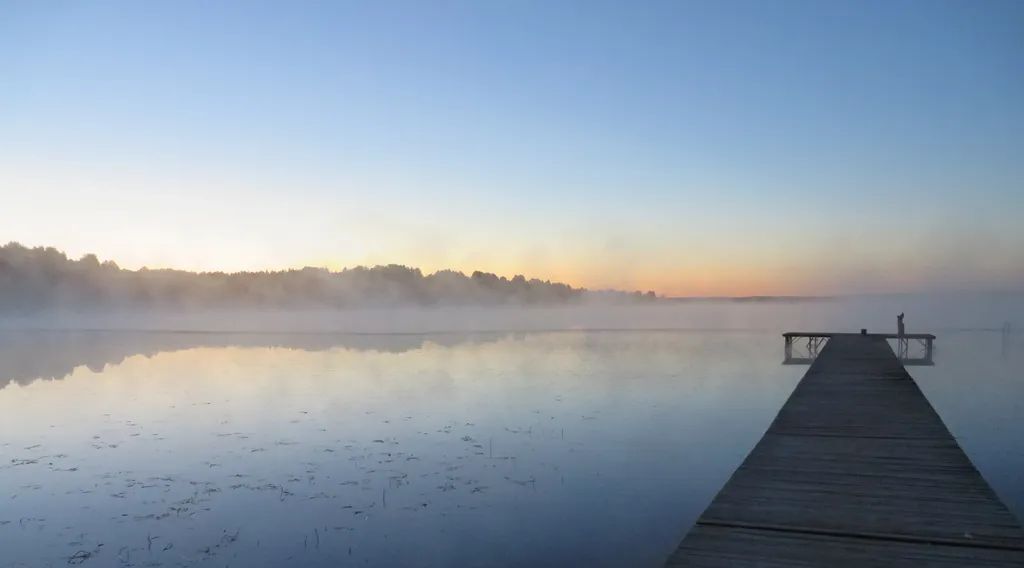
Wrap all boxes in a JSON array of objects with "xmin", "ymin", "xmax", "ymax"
[{"xmin": 2, "ymin": 0, "xmax": 1022, "ymax": 295}]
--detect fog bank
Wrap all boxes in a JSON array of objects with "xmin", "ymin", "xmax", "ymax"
[{"xmin": 2, "ymin": 293, "xmax": 1021, "ymax": 335}]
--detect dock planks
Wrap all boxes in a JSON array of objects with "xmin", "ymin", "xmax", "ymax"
[{"xmin": 666, "ymin": 334, "xmax": 1024, "ymax": 566}]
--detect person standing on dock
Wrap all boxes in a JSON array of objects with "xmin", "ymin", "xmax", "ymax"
[{"xmin": 897, "ymin": 313, "xmax": 907, "ymax": 359}]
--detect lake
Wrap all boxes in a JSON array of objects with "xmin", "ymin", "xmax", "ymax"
[{"xmin": 1, "ymin": 306, "xmax": 1022, "ymax": 566}]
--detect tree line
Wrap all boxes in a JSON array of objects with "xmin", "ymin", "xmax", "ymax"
[{"xmin": 0, "ymin": 242, "xmax": 657, "ymax": 312}]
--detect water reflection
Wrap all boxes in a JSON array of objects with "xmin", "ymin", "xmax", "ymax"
[
  {"xmin": 0, "ymin": 330, "xmax": 509, "ymax": 389},
  {"xmin": 912, "ymin": 330, "xmax": 1024, "ymax": 524},
  {"xmin": 0, "ymin": 330, "xmax": 800, "ymax": 567}
]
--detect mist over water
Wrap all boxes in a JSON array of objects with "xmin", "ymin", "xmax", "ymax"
[
  {"xmin": 0, "ymin": 298, "xmax": 1021, "ymax": 567},
  {"xmin": 3, "ymin": 292, "xmax": 1022, "ymax": 334}
]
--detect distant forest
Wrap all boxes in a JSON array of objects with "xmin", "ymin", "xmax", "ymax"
[{"xmin": 0, "ymin": 243, "xmax": 657, "ymax": 312}]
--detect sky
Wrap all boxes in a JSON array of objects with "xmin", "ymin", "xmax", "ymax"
[{"xmin": 2, "ymin": 0, "xmax": 1023, "ymax": 296}]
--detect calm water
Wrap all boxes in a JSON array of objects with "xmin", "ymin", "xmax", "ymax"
[{"xmin": 0, "ymin": 325, "xmax": 1021, "ymax": 567}]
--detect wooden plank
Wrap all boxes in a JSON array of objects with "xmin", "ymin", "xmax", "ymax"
[
  {"xmin": 666, "ymin": 334, "xmax": 1024, "ymax": 566},
  {"xmin": 669, "ymin": 525, "xmax": 1024, "ymax": 567}
]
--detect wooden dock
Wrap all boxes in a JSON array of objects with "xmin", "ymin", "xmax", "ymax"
[{"xmin": 666, "ymin": 333, "xmax": 1024, "ymax": 566}]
